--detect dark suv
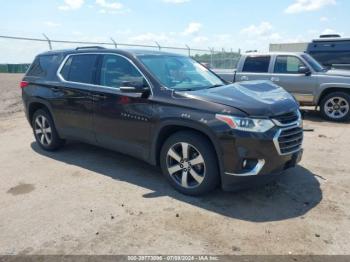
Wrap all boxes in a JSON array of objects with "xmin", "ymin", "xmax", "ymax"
[
  {"xmin": 307, "ymin": 36, "xmax": 350, "ymax": 70},
  {"xmin": 21, "ymin": 47, "xmax": 303, "ymax": 195}
]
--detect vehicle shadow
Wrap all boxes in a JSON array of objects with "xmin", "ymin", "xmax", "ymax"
[{"xmin": 31, "ymin": 142, "xmax": 322, "ymax": 223}]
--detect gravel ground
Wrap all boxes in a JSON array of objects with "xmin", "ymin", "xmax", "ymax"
[
  {"xmin": 0, "ymin": 73, "xmax": 350, "ymax": 255},
  {"xmin": 0, "ymin": 73, "xmax": 24, "ymax": 118}
]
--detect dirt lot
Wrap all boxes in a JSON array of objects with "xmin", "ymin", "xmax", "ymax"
[
  {"xmin": 0, "ymin": 73, "xmax": 349, "ymax": 255},
  {"xmin": 0, "ymin": 73, "xmax": 24, "ymax": 118}
]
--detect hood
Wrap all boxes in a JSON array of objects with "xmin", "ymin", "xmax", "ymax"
[
  {"xmin": 184, "ymin": 81, "xmax": 298, "ymax": 116},
  {"xmin": 324, "ymin": 69, "xmax": 350, "ymax": 77}
]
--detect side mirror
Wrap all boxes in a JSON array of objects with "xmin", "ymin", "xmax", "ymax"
[
  {"xmin": 120, "ymin": 80, "xmax": 150, "ymax": 94},
  {"xmin": 298, "ymin": 66, "xmax": 311, "ymax": 76}
]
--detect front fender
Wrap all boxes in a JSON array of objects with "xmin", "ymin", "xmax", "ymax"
[{"xmin": 315, "ymin": 83, "xmax": 350, "ymax": 104}]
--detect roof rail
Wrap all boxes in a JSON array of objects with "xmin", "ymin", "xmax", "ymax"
[
  {"xmin": 75, "ymin": 46, "xmax": 106, "ymax": 50},
  {"xmin": 319, "ymin": 34, "xmax": 341, "ymax": 38},
  {"xmin": 313, "ymin": 37, "xmax": 350, "ymax": 43}
]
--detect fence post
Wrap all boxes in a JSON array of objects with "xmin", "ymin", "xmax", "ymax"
[
  {"xmin": 155, "ymin": 41, "xmax": 161, "ymax": 51},
  {"xmin": 185, "ymin": 45, "xmax": 191, "ymax": 57},
  {"xmin": 110, "ymin": 38, "xmax": 118, "ymax": 48},
  {"xmin": 209, "ymin": 47, "xmax": 214, "ymax": 68},
  {"xmin": 222, "ymin": 48, "xmax": 225, "ymax": 68},
  {"xmin": 42, "ymin": 34, "xmax": 52, "ymax": 50}
]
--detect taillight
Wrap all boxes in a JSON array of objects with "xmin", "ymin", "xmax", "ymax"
[{"xmin": 20, "ymin": 81, "xmax": 29, "ymax": 88}]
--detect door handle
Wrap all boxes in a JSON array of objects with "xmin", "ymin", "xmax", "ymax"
[
  {"xmin": 271, "ymin": 77, "xmax": 280, "ymax": 82},
  {"xmin": 240, "ymin": 76, "xmax": 249, "ymax": 81},
  {"xmin": 92, "ymin": 94, "xmax": 107, "ymax": 100},
  {"xmin": 51, "ymin": 87, "xmax": 61, "ymax": 92}
]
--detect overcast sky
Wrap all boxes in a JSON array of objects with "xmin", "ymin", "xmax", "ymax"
[{"xmin": 0, "ymin": 0, "xmax": 348, "ymax": 63}]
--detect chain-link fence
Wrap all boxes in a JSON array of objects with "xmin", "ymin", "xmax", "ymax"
[
  {"xmin": 193, "ymin": 52, "xmax": 240, "ymax": 70},
  {"xmin": 0, "ymin": 35, "xmax": 240, "ymax": 73}
]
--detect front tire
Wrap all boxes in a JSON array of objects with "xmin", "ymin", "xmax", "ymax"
[
  {"xmin": 160, "ymin": 131, "xmax": 220, "ymax": 196},
  {"xmin": 32, "ymin": 109, "xmax": 65, "ymax": 151},
  {"xmin": 320, "ymin": 92, "xmax": 350, "ymax": 122}
]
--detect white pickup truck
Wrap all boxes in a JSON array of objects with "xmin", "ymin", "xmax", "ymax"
[{"xmin": 213, "ymin": 52, "xmax": 350, "ymax": 122}]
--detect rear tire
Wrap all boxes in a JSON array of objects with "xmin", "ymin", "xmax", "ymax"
[
  {"xmin": 320, "ymin": 92, "xmax": 350, "ymax": 122},
  {"xmin": 32, "ymin": 109, "xmax": 65, "ymax": 151},
  {"xmin": 160, "ymin": 131, "xmax": 220, "ymax": 196}
]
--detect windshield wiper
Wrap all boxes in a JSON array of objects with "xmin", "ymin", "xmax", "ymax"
[
  {"xmin": 174, "ymin": 84, "xmax": 224, "ymax": 92},
  {"xmin": 174, "ymin": 88, "xmax": 196, "ymax": 91},
  {"xmin": 207, "ymin": 84, "xmax": 224, "ymax": 89}
]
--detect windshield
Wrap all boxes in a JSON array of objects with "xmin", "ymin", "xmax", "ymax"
[
  {"xmin": 138, "ymin": 55, "xmax": 225, "ymax": 91},
  {"xmin": 301, "ymin": 54, "xmax": 326, "ymax": 72}
]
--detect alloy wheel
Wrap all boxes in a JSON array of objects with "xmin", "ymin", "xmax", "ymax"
[
  {"xmin": 34, "ymin": 115, "xmax": 52, "ymax": 146},
  {"xmin": 324, "ymin": 96, "xmax": 349, "ymax": 119},
  {"xmin": 166, "ymin": 142, "xmax": 206, "ymax": 189}
]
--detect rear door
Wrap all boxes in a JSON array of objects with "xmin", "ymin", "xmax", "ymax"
[
  {"xmin": 269, "ymin": 55, "xmax": 317, "ymax": 103},
  {"xmin": 91, "ymin": 54, "xmax": 153, "ymax": 161},
  {"xmin": 236, "ymin": 55, "xmax": 272, "ymax": 82},
  {"xmin": 52, "ymin": 53, "xmax": 99, "ymax": 142}
]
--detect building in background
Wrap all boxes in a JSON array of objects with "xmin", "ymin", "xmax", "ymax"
[{"xmin": 270, "ymin": 42, "xmax": 308, "ymax": 52}]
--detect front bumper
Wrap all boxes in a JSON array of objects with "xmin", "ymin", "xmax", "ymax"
[
  {"xmin": 221, "ymin": 149, "xmax": 302, "ymax": 191},
  {"xmin": 217, "ymin": 124, "xmax": 303, "ymax": 191}
]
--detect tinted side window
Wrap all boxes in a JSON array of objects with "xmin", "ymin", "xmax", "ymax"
[
  {"xmin": 242, "ymin": 56, "xmax": 270, "ymax": 73},
  {"xmin": 274, "ymin": 56, "xmax": 305, "ymax": 74},
  {"xmin": 99, "ymin": 55, "xmax": 145, "ymax": 88},
  {"xmin": 60, "ymin": 54, "xmax": 98, "ymax": 84},
  {"xmin": 309, "ymin": 51, "xmax": 350, "ymax": 67},
  {"xmin": 27, "ymin": 55, "xmax": 58, "ymax": 77}
]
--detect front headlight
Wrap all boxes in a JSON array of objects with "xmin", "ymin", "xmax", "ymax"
[{"xmin": 216, "ymin": 114, "xmax": 275, "ymax": 133}]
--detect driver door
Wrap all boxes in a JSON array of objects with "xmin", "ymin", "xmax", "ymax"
[
  {"xmin": 92, "ymin": 54, "xmax": 153, "ymax": 161},
  {"xmin": 270, "ymin": 55, "xmax": 317, "ymax": 103}
]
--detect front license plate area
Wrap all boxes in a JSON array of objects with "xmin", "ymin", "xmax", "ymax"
[
  {"xmin": 292, "ymin": 149, "xmax": 303, "ymax": 165},
  {"xmin": 286, "ymin": 149, "xmax": 303, "ymax": 169}
]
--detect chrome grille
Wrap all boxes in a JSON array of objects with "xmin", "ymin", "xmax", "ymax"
[
  {"xmin": 272, "ymin": 110, "xmax": 300, "ymax": 126},
  {"xmin": 274, "ymin": 126, "xmax": 303, "ymax": 155}
]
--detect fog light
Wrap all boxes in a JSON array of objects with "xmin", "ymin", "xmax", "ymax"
[{"xmin": 242, "ymin": 159, "xmax": 259, "ymax": 170}]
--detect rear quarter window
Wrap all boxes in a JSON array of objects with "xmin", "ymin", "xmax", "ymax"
[
  {"xmin": 60, "ymin": 54, "xmax": 99, "ymax": 84},
  {"xmin": 26, "ymin": 55, "xmax": 59, "ymax": 77},
  {"xmin": 242, "ymin": 56, "xmax": 271, "ymax": 73}
]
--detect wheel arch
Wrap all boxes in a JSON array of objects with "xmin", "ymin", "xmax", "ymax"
[
  {"xmin": 151, "ymin": 119, "xmax": 224, "ymax": 180},
  {"xmin": 27, "ymin": 99, "xmax": 55, "ymax": 127},
  {"xmin": 316, "ymin": 85, "xmax": 350, "ymax": 105}
]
